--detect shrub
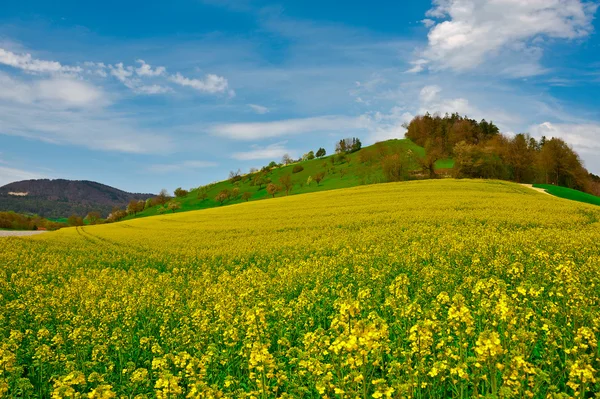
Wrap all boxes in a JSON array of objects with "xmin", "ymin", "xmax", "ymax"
[{"xmin": 292, "ymin": 165, "xmax": 304, "ymax": 174}]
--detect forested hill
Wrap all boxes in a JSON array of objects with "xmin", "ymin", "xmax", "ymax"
[{"xmin": 0, "ymin": 179, "xmax": 154, "ymax": 218}]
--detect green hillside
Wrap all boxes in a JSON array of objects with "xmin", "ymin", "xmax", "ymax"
[
  {"xmin": 130, "ymin": 139, "xmax": 434, "ymax": 219},
  {"xmin": 534, "ymin": 184, "xmax": 600, "ymax": 206}
]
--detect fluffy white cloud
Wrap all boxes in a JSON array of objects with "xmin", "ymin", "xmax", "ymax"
[
  {"xmin": 135, "ymin": 59, "xmax": 166, "ymax": 77},
  {"xmin": 169, "ymin": 72, "xmax": 232, "ymax": 95},
  {"xmin": 415, "ymin": 0, "xmax": 598, "ymax": 74},
  {"xmin": 211, "ymin": 115, "xmax": 365, "ymax": 140},
  {"xmin": 248, "ymin": 104, "xmax": 270, "ymax": 114},
  {"xmin": 232, "ymin": 143, "xmax": 295, "ymax": 161},
  {"xmin": 0, "ymin": 48, "xmax": 81, "ymax": 74}
]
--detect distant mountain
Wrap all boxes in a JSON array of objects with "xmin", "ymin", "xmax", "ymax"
[{"xmin": 0, "ymin": 179, "xmax": 154, "ymax": 218}]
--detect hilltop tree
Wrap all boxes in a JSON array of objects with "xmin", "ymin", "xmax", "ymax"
[
  {"xmin": 266, "ymin": 183, "xmax": 279, "ymax": 198},
  {"xmin": 229, "ymin": 169, "xmax": 242, "ymax": 184},
  {"xmin": 156, "ymin": 189, "xmax": 170, "ymax": 205},
  {"xmin": 279, "ymin": 174, "xmax": 294, "ymax": 195},
  {"xmin": 174, "ymin": 187, "xmax": 189, "ymax": 198},
  {"xmin": 316, "ymin": 147, "xmax": 326, "ymax": 158},
  {"xmin": 282, "ymin": 154, "xmax": 293, "ymax": 165}
]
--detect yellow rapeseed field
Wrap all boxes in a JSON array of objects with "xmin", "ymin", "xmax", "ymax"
[{"xmin": 1, "ymin": 180, "xmax": 599, "ymax": 399}]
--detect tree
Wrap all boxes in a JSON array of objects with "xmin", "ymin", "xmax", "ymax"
[
  {"xmin": 268, "ymin": 161, "xmax": 278, "ymax": 168},
  {"xmin": 313, "ymin": 172, "xmax": 325, "ymax": 186},
  {"xmin": 382, "ymin": 153, "xmax": 410, "ymax": 182},
  {"xmin": 242, "ymin": 192, "xmax": 252, "ymax": 202},
  {"xmin": 156, "ymin": 189, "xmax": 170, "ymax": 205},
  {"xmin": 305, "ymin": 151, "xmax": 315, "ymax": 160},
  {"xmin": 292, "ymin": 165, "xmax": 304, "ymax": 173},
  {"xmin": 167, "ymin": 201, "xmax": 181, "ymax": 213},
  {"xmin": 252, "ymin": 173, "xmax": 270, "ymax": 190},
  {"xmin": 67, "ymin": 214, "xmax": 84, "ymax": 227},
  {"xmin": 86, "ymin": 211, "xmax": 101, "ymax": 225},
  {"xmin": 229, "ymin": 169, "xmax": 242, "ymax": 184},
  {"xmin": 266, "ymin": 183, "xmax": 279, "ymax": 198},
  {"xmin": 306, "ymin": 176, "xmax": 313, "ymax": 186},
  {"xmin": 339, "ymin": 168, "xmax": 347, "ymax": 179},
  {"xmin": 537, "ymin": 138, "xmax": 589, "ymax": 190},
  {"xmin": 232, "ymin": 187, "xmax": 240, "ymax": 199},
  {"xmin": 127, "ymin": 199, "xmax": 140, "ymax": 216},
  {"xmin": 282, "ymin": 154, "xmax": 293, "ymax": 165},
  {"xmin": 279, "ymin": 174, "xmax": 294, "ymax": 195},
  {"xmin": 215, "ymin": 192, "xmax": 228, "ymax": 205},
  {"xmin": 174, "ymin": 187, "xmax": 189, "ymax": 198},
  {"xmin": 507, "ymin": 133, "xmax": 535, "ymax": 183},
  {"xmin": 316, "ymin": 147, "xmax": 326, "ymax": 158},
  {"xmin": 197, "ymin": 187, "xmax": 208, "ymax": 201}
]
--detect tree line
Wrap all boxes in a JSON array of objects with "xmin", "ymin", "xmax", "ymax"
[
  {"xmin": 404, "ymin": 113, "xmax": 597, "ymax": 194},
  {"xmin": 0, "ymin": 211, "xmax": 68, "ymax": 231}
]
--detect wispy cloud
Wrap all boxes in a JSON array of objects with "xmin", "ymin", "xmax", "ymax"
[
  {"xmin": 147, "ymin": 160, "xmax": 218, "ymax": 173},
  {"xmin": 211, "ymin": 115, "xmax": 365, "ymax": 140},
  {"xmin": 248, "ymin": 104, "xmax": 269, "ymax": 114},
  {"xmin": 0, "ymin": 165, "xmax": 47, "ymax": 187},
  {"xmin": 232, "ymin": 142, "xmax": 294, "ymax": 161}
]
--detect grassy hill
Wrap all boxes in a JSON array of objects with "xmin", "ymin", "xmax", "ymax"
[
  {"xmin": 131, "ymin": 138, "xmax": 453, "ymax": 219},
  {"xmin": 534, "ymin": 183, "xmax": 600, "ymax": 206},
  {"xmin": 3, "ymin": 179, "xmax": 600, "ymax": 397}
]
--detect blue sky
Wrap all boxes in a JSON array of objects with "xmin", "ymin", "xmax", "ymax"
[{"xmin": 1, "ymin": 0, "xmax": 599, "ymax": 193}]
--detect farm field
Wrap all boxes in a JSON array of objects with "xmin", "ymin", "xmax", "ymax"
[{"xmin": 1, "ymin": 179, "xmax": 599, "ymax": 398}]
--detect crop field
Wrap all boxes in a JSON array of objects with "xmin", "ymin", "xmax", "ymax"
[{"xmin": 1, "ymin": 180, "xmax": 599, "ymax": 398}]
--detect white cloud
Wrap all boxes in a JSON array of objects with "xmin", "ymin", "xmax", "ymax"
[
  {"xmin": 248, "ymin": 104, "xmax": 270, "ymax": 114},
  {"xmin": 135, "ymin": 85, "xmax": 173, "ymax": 95},
  {"xmin": 0, "ymin": 48, "xmax": 81, "ymax": 74},
  {"xmin": 36, "ymin": 78, "xmax": 106, "ymax": 107},
  {"xmin": 109, "ymin": 62, "xmax": 135, "ymax": 86},
  {"xmin": 232, "ymin": 143, "xmax": 295, "ymax": 161},
  {"xmin": 416, "ymin": 0, "xmax": 598, "ymax": 74},
  {"xmin": 0, "ymin": 72, "xmax": 106, "ymax": 108},
  {"xmin": 0, "ymin": 101, "xmax": 174, "ymax": 154},
  {"xmin": 211, "ymin": 115, "xmax": 365, "ymax": 140},
  {"xmin": 135, "ymin": 59, "xmax": 166, "ymax": 77},
  {"xmin": 170, "ymin": 72, "xmax": 232, "ymax": 95},
  {"xmin": 148, "ymin": 160, "xmax": 218, "ymax": 173},
  {"xmin": 0, "ymin": 166, "xmax": 46, "ymax": 187}
]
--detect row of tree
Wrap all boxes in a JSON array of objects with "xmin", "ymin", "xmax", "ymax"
[
  {"xmin": 404, "ymin": 113, "xmax": 595, "ymax": 193},
  {"xmin": 0, "ymin": 211, "xmax": 67, "ymax": 231}
]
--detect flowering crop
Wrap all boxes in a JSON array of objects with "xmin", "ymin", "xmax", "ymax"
[{"xmin": 1, "ymin": 180, "xmax": 599, "ymax": 398}]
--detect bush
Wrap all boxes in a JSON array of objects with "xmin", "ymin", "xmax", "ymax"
[{"xmin": 292, "ymin": 165, "xmax": 304, "ymax": 174}]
